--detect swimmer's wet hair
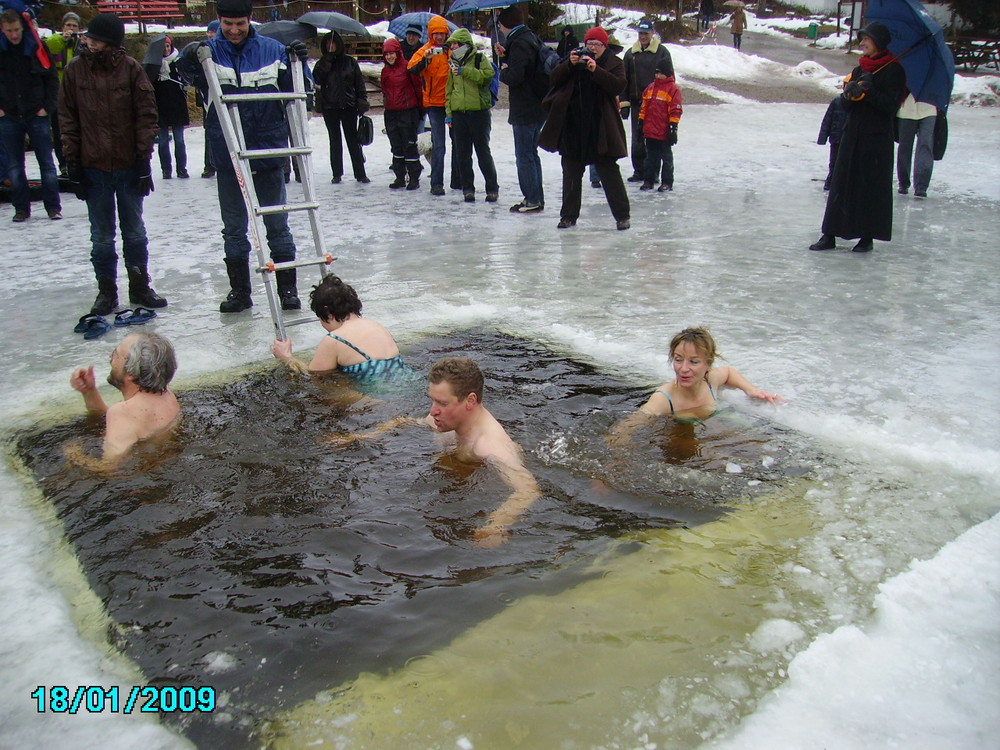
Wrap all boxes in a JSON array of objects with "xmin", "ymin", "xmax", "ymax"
[
  {"xmin": 429, "ymin": 357, "xmax": 484, "ymax": 403},
  {"xmin": 670, "ymin": 327, "xmax": 720, "ymax": 368},
  {"xmin": 124, "ymin": 332, "xmax": 176, "ymax": 393},
  {"xmin": 310, "ymin": 275, "xmax": 363, "ymax": 323}
]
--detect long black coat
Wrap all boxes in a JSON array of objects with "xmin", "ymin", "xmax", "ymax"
[
  {"xmin": 821, "ymin": 57, "xmax": 906, "ymax": 241},
  {"xmin": 312, "ymin": 31, "xmax": 368, "ymax": 112},
  {"xmin": 147, "ymin": 56, "xmax": 189, "ymax": 128},
  {"xmin": 538, "ymin": 49, "xmax": 627, "ymax": 163}
]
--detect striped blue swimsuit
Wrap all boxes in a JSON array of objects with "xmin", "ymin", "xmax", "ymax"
[{"xmin": 327, "ymin": 333, "xmax": 415, "ymax": 382}]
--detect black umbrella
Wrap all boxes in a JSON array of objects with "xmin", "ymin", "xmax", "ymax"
[
  {"xmin": 257, "ymin": 20, "xmax": 318, "ymax": 45},
  {"xmin": 141, "ymin": 33, "xmax": 169, "ymax": 67},
  {"xmin": 297, "ymin": 11, "xmax": 369, "ymax": 36}
]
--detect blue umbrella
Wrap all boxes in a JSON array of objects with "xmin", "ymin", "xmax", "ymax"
[
  {"xmin": 865, "ymin": 0, "xmax": 955, "ymax": 110},
  {"xmin": 446, "ymin": 0, "xmax": 516, "ymax": 13},
  {"xmin": 387, "ymin": 12, "xmax": 458, "ymax": 44}
]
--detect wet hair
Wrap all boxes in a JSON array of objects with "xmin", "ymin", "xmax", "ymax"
[
  {"xmin": 669, "ymin": 327, "xmax": 719, "ymax": 368},
  {"xmin": 123, "ymin": 332, "xmax": 177, "ymax": 394},
  {"xmin": 429, "ymin": 357, "xmax": 484, "ymax": 404},
  {"xmin": 309, "ymin": 275, "xmax": 362, "ymax": 323},
  {"xmin": 1, "ymin": 9, "xmax": 22, "ymax": 27}
]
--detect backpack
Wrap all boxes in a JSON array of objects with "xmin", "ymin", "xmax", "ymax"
[
  {"xmin": 474, "ymin": 51, "xmax": 501, "ymax": 108},
  {"xmin": 532, "ymin": 36, "xmax": 560, "ymax": 99}
]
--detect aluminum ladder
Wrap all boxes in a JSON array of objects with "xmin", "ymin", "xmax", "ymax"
[{"xmin": 198, "ymin": 45, "xmax": 333, "ymax": 341}]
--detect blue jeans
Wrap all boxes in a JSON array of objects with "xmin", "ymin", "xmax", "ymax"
[
  {"xmin": 157, "ymin": 125, "xmax": 187, "ymax": 175},
  {"xmin": 85, "ymin": 167, "xmax": 148, "ymax": 279},
  {"xmin": 426, "ymin": 106, "xmax": 447, "ymax": 190},
  {"xmin": 512, "ymin": 121, "xmax": 544, "ymax": 206},
  {"xmin": 643, "ymin": 138, "xmax": 674, "ymax": 186},
  {"xmin": 216, "ymin": 163, "xmax": 296, "ymax": 263},
  {"xmin": 0, "ymin": 114, "xmax": 60, "ymax": 214}
]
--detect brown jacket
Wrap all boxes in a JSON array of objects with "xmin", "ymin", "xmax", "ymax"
[
  {"xmin": 538, "ymin": 49, "xmax": 627, "ymax": 161},
  {"xmin": 58, "ymin": 45, "xmax": 158, "ymax": 171}
]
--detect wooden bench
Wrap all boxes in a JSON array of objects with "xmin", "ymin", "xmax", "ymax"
[
  {"xmin": 96, "ymin": 0, "xmax": 185, "ymax": 32},
  {"xmin": 947, "ymin": 36, "xmax": 1000, "ymax": 73}
]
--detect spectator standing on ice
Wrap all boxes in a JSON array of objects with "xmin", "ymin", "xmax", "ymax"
[
  {"xmin": 495, "ymin": 4, "xmax": 546, "ymax": 213},
  {"xmin": 380, "ymin": 36, "xmax": 423, "ymax": 189},
  {"xmin": 408, "ymin": 14, "xmax": 451, "ymax": 196},
  {"xmin": 199, "ymin": 20, "xmax": 219, "ymax": 178},
  {"xmin": 555, "ymin": 25, "xmax": 577, "ymax": 58},
  {"xmin": 184, "ymin": 0, "xmax": 304, "ymax": 311},
  {"xmin": 809, "ymin": 22, "xmax": 905, "ymax": 253},
  {"xmin": 896, "ymin": 93, "xmax": 937, "ymax": 197},
  {"xmin": 313, "ymin": 30, "xmax": 370, "ymax": 184},
  {"xmin": 146, "ymin": 35, "xmax": 189, "ymax": 179},
  {"xmin": 637, "ymin": 57, "xmax": 682, "ymax": 193},
  {"xmin": 817, "ymin": 95, "xmax": 846, "ymax": 191},
  {"xmin": 60, "ymin": 12, "xmax": 166, "ymax": 314},
  {"xmin": 445, "ymin": 27, "xmax": 499, "ymax": 203},
  {"xmin": 621, "ymin": 18, "xmax": 672, "ymax": 183},
  {"xmin": 0, "ymin": 8, "xmax": 60, "ymax": 222},
  {"xmin": 45, "ymin": 10, "xmax": 82, "ymax": 175},
  {"xmin": 538, "ymin": 26, "xmax": 630, "ymax": 231}
]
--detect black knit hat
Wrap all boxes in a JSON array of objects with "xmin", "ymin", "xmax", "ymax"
[
  {"xmin": 497, "ymin": 5, "xmax": 523, "ymax": 29},
  {"xmin": 216, "ymin": 0, "xmax": 254, "ymax": 19},
  {"xmin": 656, "ymin": 57, "xmax": 674, "ymax": 76},
  {"xmin": 857, "ymin": 21, "xmax": 891, "ymax": 51},
  {"xmin": 85, "ymin": 13, "xmax": 125, "ymax": 47}
]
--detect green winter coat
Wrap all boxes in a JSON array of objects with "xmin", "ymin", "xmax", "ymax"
[{"xmin": 444, "ymin": 28, "xmax": 493, "ymax": 117}]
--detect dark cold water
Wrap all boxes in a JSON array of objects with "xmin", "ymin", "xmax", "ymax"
[{"xmin": 14, "ymin": 331, "xmax": 820, "ymax": 748}]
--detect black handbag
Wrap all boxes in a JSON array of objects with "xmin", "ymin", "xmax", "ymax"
[
  {"xmin": 358, "ymin": 114, "xmax": 374, "ymax": 147},
  {"xmin": 932, "ymin": 109, "xmax": 948, "ymax": 161}
]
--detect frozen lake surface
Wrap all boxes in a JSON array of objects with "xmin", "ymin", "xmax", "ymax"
[{"xmin": 1, "ymin": 29, "xmax": 999, "ymax": 750}]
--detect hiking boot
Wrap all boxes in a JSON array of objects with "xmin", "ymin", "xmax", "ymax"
[
  {"xmin": 48, "ymin": 210, "xmax": 63, "ymax": 220},
  {"xmin": 331, "ymin": 176, "xmax": 342, "ymax": 184},
  {"xmin": 626, "ymin": 173, "xmax": 644, "ymax": 182},
  {"xmin": 276, "ymin": 269, "xmax": 301, "ymax": 310},
  {"xmin": 485, "ymin": 192, "xmax": 498, "ymax": 203},
  {"xmin": 464, "ymin": 193, "xmax": 475, "ymax": 202},
  {"xmin": 220, "ymin": 258, "xmax": 253, "ymax": 313},
  {"xmin": 431, "ymin": 186, "xmax": 445, "ymax": 196},
  {"xmin": 177, "ymin": 168, "xmax": 189, "ymax": 178},
  {"xmin": 557, "ymin": 218, "xmax": 576, "ymax": 228},
  {"xmin": 202, "ymin": 166, "xmax": 216, "ymax": 178},
  {"xmin": 126, "ymin": 265, "xmax": 168, "ymax": 308},
  {"xmin": 639, "ymin": 182, "xmax": 653, "ymax": 191},
  {"xmin": 389, "ymin": 178, "xmax": 406, "ymax": 189},
  {"xmin": 91, "ymin": 277, "xmax": 118, "ymax": 316},
  {"xmin": 12, "ymin": 211, "xmax": 29, "ymax": 222},
  {"xmin": 616, "ymin": 219, "xmax": 631, "ymax": 231},
  {"xmin": 658, "ymin": 183, "xmax": 672, "ymax": 192},
  {"xmin": 590, "ymin": 180, "xmax": 602, "ymax": 189}
]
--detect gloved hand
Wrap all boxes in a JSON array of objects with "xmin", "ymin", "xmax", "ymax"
[
  {"xmin": 357, "ymin": 99, "xmax": 369, "ymax": 114},
  {"xmin": 67, "ymin": 162, "xmax": 88, "ymax": 201},
  {"xmin": 287, "ymin": 41, "xmax": 309, "ymax": 63},
  {"xmin": 842, "ymin": 72, "xmax": 872, "ymax": 101},
  {"xmin": 135, "ymin": 157, "xmax": 154, "ymax": 197},
  {"xmin": 669, "ymin": 123, "xmax": 678, "ymax": 145}
]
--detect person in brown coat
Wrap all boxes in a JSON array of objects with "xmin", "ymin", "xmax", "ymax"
[
  {"xmin": 538, "ymin": 26, "xmax": 630, "ymax": 230},
  {"xmin": 729, "ymin": 6, "xmax": 747, "ymax": 51}
]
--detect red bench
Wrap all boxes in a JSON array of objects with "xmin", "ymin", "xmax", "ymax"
[{"xmin": 96, "ymin": 0, "xmax": 185, "ymax": 32}]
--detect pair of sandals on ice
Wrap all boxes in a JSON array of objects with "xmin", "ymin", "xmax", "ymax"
[{"xmin": 73, "ymin": 307, "xmax": 158, "ymax": 340}]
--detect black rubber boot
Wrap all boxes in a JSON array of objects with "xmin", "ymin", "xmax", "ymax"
[
  {"xmin": 91, "ymin": 277, "xmax": 118, "ymax": 316},
  {"xmin": 809, "ymin": 234, "xmax": 836, "ymax": 251},
  {"xmin": 406, "ymin": 160, "xmax": 422, "ymax": 190},
  {"xmin": 389, "ymin": 157, "xmax": 406, "ymax": 189},
  {"xmin": 276, "ymin": 268, "xmax": 301, "ymax": 310},
  {"xmin": 220, "ymin": 258, "xmax": 253, "ymax": 313},
  {"xmin": 126, "ymin": 265, "xmax": 168, "ymax": 308}
]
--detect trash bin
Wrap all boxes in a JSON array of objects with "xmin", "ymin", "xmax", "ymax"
[{"xmin": 808, "ymin": 22, "xmax": 819, "ymax": 40}]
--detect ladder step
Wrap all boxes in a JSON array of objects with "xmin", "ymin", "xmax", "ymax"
[
  {"xmin": 256, "ymin": 256, "xmax": 336, "ymax": 273},
  {"xmin": 281, "ymin": 316, "xmax": 318, "ymax": 329},
  {"xmin": 257, "ymin": 202, "xmax": 320, "ymax": 216},
  {"xmin": 239, "ymin": 146, "xmax": 312, "ymax": 160},
  {"xmin": 221, "ymin": 92, "xmax": 306, "ymax": 103}
]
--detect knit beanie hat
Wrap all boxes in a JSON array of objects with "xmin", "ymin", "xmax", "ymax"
[
  {"xmin": 207, "ymin": 19, "xmax": 221, "ymax": 33},
  {"xmin": 85, "ymin": 14, "xmax": 125, "ymax": 47},
  {"xmin": 583, "ymin": 27, "xmax": 608, "ymax": 45},
  {"xmin": 216, "ymin": 0, "xmax": 253, "ymax": 19},
  {"xmin": 497, "ymin": 5, "xmax": 523, "ymax": 29},
  {"xmin": 61, "ymin": 11, "xmax": 81, "ymax": 27},
  {"xmin": 655, "ymin": 57, "xmax": 673, "ymax": 76}
]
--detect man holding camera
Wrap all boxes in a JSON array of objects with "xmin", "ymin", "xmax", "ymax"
[
  {"xmin": 45, "ymin": 11, "xmax": 82, "ymax": 175},
  {"xmin": 538, "ymin": 26, "xmax": 630, "ymax": 231},
  {"xmin": 622, "ymin": 19, "xmax": 673, "ymax": 182},
  {"xmin": 407, "ymin": 14, "xmax": 451, "ymax": 196}
]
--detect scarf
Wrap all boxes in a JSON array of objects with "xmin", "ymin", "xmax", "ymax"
[
  {"xmin": 159, "ymin": 47, "xmax": 178, "ymax": 82},
  {"xmin": 858, "ymin": 49, "xmax": 893, "ymax": 74}
]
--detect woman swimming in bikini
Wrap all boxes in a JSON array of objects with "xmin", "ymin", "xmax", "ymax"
[
  {"xmin": 610, "ymin": 327, "xmax": 784, "ymax": 444},
  {"xmin": 271, "ymin": 275, "xmax": 412, "ymax": 380}
]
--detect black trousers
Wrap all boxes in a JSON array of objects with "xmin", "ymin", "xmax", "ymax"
[
  {"xmin": 322, "ymin": 108, "xmax": 366, "ymax": 180},
  {"xmin": 560, "ymin": 156, "xmax": 630, "ymax": 223}
]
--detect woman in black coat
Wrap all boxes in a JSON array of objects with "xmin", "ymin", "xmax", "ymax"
[
  {"xmin": 810, "ymin": 22, "xmax": 906, "ymax": 253},
  {"xmin": 147, "ymin": 36, "xmax": 190, "ymax": 179},
  {"xmin": 312, "ymin": 30, "xmax": 370, "ymax": 183}
]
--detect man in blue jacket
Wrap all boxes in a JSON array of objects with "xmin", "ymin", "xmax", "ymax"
[
  {"xmin": 0, "ymin": 8, "xmax": 60, "ymax": 222},
  {"xmin": 185, "ymin": 0, "xmax": 303, "ymax": 312}
]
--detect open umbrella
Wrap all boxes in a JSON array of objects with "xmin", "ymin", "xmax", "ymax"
[
  {"xmin": 257, "ymin": 20, "xmax": 318, "ymax": 45},
  {"xmin": 446, "ymin": 0, "xmax": 516, "ymax": 14},
  {"xmin": 865, "ymin": 0, "xmax": 955, "ymax": 110},
  {"xmin": 141, "ymin": 33, "xmax": 169, "ymax": 68},
  {"xmin": 387, "ymin": 12, "xmax": 458, "ymax": 44},
  {"xmin": 297, "ymin": 11, "xmax": 369, "ymax": 37}
]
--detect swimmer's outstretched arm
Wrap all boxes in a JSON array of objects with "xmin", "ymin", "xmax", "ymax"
[
  {"xmin": 712, "ymin": 366, "xmax": 786, "ymax": 405},
  {"xmin": 473, "ymin": 452, "xmax": 542, "ymax": 549},
  {"xmin": 324, "ymin": 416, "xmax": 427, "ymax": 448}
]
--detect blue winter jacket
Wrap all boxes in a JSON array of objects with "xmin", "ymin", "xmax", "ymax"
[{"xmin": 185, "ymin": 27, "xmax": 293, "ymax": 171}]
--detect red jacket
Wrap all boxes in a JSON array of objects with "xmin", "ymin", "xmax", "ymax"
[
  {"xmin": 639, "ymin": 75, "xmax": 682, "ymax": 142},
  {"xmin": 381, "ymin": 37, "xmax": 422, "ymax": 111}
]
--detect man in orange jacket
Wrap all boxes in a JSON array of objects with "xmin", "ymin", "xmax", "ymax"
[{"xmin": 407, "ymin": 14, "xmax": 450, "ymax": 195}]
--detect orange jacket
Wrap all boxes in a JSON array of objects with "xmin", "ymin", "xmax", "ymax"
[{"xmin": 406, "ymin": 15, "xmax": 451, "ymax": 108}]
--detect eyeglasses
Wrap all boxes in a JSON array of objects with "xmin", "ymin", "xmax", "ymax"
[{"xmin": 585, "ymin": 40, "xmax": 605, "ymax": 48}]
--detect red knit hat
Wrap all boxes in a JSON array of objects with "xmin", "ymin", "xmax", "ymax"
[{"xmin": 583, "ymin": 27, "xmax": 609, "ymax": 45}]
